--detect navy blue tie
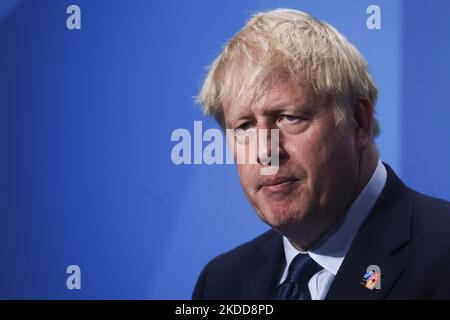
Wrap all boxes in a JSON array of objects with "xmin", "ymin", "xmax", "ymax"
[{"xmin": 274, "ymin": 253, "xmax": 323, "ymax": 300}]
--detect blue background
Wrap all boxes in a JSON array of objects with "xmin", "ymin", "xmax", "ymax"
[{"xmin": 0, "ymin": 0, "xmax": 449, "ymax": 299}]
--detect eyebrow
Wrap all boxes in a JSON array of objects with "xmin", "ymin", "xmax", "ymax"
[
  {"xmin": 225, "ymin": 101, "xmax": 316, "ymax": 127},
  {"xmin": 261, "ymin": 102, "xmax": 316, "ymax": 117}
]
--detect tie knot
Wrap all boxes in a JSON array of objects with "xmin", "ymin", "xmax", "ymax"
[
  {"xmin": 286, "ymin": 253, "xmax": 322, "ymax": 285},
  {"xmin": 273, "ymin": 253, "xmax": 323, "ymax": 300}
]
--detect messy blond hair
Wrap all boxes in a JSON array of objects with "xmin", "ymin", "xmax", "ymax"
[{"xmin": 197, "ymin": 8, "xmax": 379, "ymax": 136}]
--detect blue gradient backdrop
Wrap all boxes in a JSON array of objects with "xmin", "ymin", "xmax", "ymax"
[{"xmin": 0, "ymin": 0, "xmax": 449, "ymax": 299}]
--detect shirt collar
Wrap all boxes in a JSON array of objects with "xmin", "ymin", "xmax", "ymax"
[{"xmin": 282, "ymin": 160, "xmax": 387, "ymax": 276}]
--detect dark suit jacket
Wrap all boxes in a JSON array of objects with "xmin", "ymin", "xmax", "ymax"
[{"xmin": 192, "ymin": 164, "xmax": 450, "ymax": 299}]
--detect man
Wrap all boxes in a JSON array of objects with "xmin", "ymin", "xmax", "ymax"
[{"xmin": 192, "ymin": 8, "xmax": 450, "ymax": 299}]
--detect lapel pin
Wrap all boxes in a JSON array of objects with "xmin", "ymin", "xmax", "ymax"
[{"xmin": 360, "ymin": 265, "xmax": 381, "ymax": 290}]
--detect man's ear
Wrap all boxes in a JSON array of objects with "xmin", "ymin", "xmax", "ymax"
[{"xmin": 353, "ymin": 98, "xmax": 374, "ymax": 148}]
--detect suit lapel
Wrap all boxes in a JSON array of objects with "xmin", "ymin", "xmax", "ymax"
[
  {"xmin": 325, "ymin": 165, "xmax": 413, "ymax": 300},
  {"xmin": 240, "ymin": 231, "xmax": 285, "ymax": 299}
]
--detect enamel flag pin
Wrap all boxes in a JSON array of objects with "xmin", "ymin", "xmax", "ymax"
[{"xmin": 361, "ymin": 265, "xmax": 381, "ymax": 290}]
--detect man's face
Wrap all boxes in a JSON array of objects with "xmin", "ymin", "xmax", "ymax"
[{"xmin": 223, "ymin": 77, "xmax": 361, "ymax": 246}]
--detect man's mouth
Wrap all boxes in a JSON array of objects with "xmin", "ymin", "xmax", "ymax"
[{"xmin": 259, "ymin": 177, "xmax": 299, "ymax": 193}]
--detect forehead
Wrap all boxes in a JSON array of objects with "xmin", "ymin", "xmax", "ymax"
[{"xmin": 222, "ymin": 76, "xmax": 314, "ymax": 124}]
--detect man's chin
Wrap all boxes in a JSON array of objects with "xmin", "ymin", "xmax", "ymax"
[
  {"xmin": 257, "ymin": 203, "xmax": 312, "ymax": 231},
  {"xmin": 260, "ymin": 209, "xmax": 302, "ymax": 230}
]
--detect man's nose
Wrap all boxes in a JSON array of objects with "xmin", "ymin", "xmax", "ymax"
[{"xmin": 256, "ymin": 126, "xmax": 285, "ymax": 166}]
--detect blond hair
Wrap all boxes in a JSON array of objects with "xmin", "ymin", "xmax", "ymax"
[{"xmin": 197, "ymin": 8, "xmax": 379, "ymax": 136}]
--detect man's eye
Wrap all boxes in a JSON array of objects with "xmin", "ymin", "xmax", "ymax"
[
  {"xmin": 235, "ymin": 122, "xmax": 251, "ymax": 132},
  {"xmin": 279, "ymin": 115, "xmax": 299, "ymax": 122}
]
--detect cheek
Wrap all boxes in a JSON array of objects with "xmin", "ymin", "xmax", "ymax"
[
  {"xmin": 302, "ymin": 136, "xmax": 357, "ymax": 197},
  {"xmin": 286, "ymin": 132, "xmax": 330, "ymax": 171},
  {"xmin": 285, "ymin": 128, "xmax": 346, "ymax": 189},
  {"xmin": 236, "ymin": 164, "xmax": 256, "ymax": 192}
]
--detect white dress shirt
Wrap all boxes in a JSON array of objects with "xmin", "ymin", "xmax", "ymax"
[{"xmin": 279, "ymin": 160, "xmax": 387, "ymax": 300}]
